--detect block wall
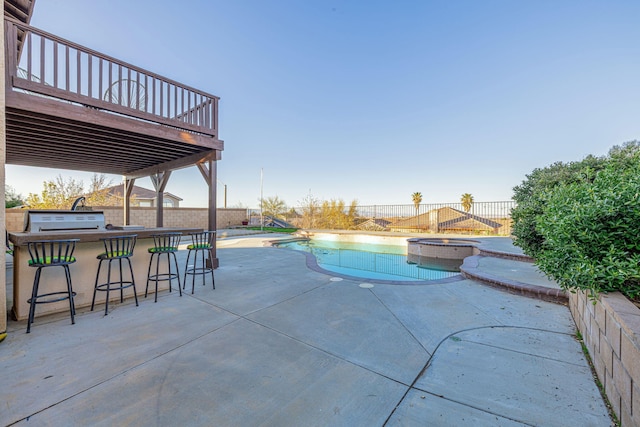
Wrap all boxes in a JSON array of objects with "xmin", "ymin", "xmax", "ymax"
[
  {"xmin": 6, "ymin": 208, "xmax": 23, "ymax": 232},
  {"xmin": 569, "ymin": 290, "xmax": 640, "ymax": 426},
  {"xmin": 5, "ymin": 208, "xmax": 248, "ymax": 232}
]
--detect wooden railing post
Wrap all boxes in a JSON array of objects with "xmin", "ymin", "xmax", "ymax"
[{"xmin": 4, "ymin": 21, "xmax": 17, "ymax": 90}]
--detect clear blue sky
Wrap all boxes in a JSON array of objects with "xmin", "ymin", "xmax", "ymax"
[{"xmin": 7, "ymin": 0, "xmax": 640, "ymax": 208}]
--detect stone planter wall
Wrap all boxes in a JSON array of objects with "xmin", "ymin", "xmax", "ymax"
[{"xmin": 569, "ymin": 290, "xmax": 640, "ymax": 426}]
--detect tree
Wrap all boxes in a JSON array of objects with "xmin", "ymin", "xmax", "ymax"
[
  {"xmin": 25, "ymin": 174, "xmax": 114, "ymax": 209},
  {"xmin": 261, "ymin": 195, "xmax": 287, "ymax": 219},
  {"xmin": 316, "ymin": 199, "xmax": 358, "ymax": 230},
  {"xmin": 411, "ymin": 192, "xmax": 422, "ymax": 216},
  {"xmin": 85, "ymin": 174, "xmax": 117, "ymax": 206},
  {"xmin": 26, "ymin": 175, "xmax": 84, "ymax": 209},
  {"xmin": 295, "ymin": 193, "xmax": 358, "ymax": 230},
  {"xmin": 298, "ymin": 192, "xmax": 321, "ymax": 229},
  {"xmin": 6, "ymin": 185, "xmax": 24, "ymax": 208},
  {"xmin": 460, "ymin": 193, "xmax": 474, "ymax": 212}
]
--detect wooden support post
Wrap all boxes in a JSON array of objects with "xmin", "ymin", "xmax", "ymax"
[
  {"xmin": 150, "ymin": 171, "xmax": 171, "ymax": 228},
  {"xmin": 1, "ymin": 12, "xmax": 8, "ymax": 337},
  {"xmin": 123, "ymin": 177, "xmax": 136, "ymax": 226},
  {"xmin": 196, "ymin": 155, "xmax": 219, "ymax": 268}
]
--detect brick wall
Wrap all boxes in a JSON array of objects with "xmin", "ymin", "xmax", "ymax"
[
  {"xmin": 5, "ymin": 207, "xmax": 248, "ymax": 232},
  {"xmin": 569, "ymin": 290, "xmax": 640, "ymax": 426}
]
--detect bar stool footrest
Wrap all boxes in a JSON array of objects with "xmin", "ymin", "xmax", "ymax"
[
  {"xmin": 95, "ymin": 281, "xmax": 135, "ymax": 292},
  {"xmin": 148, "ymin": 272, "xmax": 180, "ymax": 281},
  {"xmin": 28, "ymin": 291, "xmax": 77, "ymax": 305},
  {"xmin": 185, "ymin": 268, "xmax": 214, "ymax": 275}
]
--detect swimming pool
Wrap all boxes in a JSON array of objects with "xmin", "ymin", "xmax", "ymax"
[{"xmin": 276, "ymin": 239, "xmax": 461, "ymax": 282}]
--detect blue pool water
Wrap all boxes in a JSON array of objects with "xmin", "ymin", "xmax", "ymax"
[{"xmin": 276, "ymin": 239, "xmax": 460, "ymax": 282}]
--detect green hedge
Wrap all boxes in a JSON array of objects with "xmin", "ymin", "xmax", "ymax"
[
  {"xmin": 536, "ymin": 162, "xmax": 640, "ymax": 299},
  {"xmin": 511, "ymin": 156, "xmax": 604, "ymax": 258},
  {"xmin": 512, "ymin": 141, "xmax": 640, "ymax": 299}
]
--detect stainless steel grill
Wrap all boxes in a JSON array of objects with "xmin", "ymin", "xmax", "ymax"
[{"xmin": 24, "ymin": 210, "xmax": 106, "ymax": 232}]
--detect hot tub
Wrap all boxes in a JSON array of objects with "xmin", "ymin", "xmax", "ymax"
[{"xmin": 407, "ymin": 238, "xmax": 480, "ymax": 268}]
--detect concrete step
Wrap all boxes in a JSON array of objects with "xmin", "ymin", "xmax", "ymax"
[{"xmin": 461, "ymin": 255, "xmax": 568, "ymax": 304}]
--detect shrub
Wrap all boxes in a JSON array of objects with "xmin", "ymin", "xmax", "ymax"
[
  {"xmin": 511, "ymin": 141, "xmax": 640, "ymax": 300},
  {"xmin": 534, "ymin": 161, "xmax": 640, "ymax": 299},
  {"xmin": 511, "ymin": 155, "xmax": 605, "ymax": 258}
]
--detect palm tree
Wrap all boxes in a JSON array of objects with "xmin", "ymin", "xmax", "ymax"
[
  {"xmin": 411, "ymin": 192, "xmax": 422, "ymax": 217},
  {"xmin": 461, "ymin": 193, "xmax": 474, "ymax": 213}
]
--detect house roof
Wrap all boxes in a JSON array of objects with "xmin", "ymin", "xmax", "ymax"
[
  {"xmin": 389, "ymin": 207, "xmax": 502, "ymax": 230},
  {"xmin": 438, "ymin": 208, "xmax": 502, "ymax": 230},
  {"xmin": 106, "ymin": 184, "xmax": 183, "ymax": 201}
]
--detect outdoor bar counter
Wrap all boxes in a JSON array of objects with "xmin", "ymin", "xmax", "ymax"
[{"xmin": 8, "ymin": 227, "xmax": 203, "ymax": 321}]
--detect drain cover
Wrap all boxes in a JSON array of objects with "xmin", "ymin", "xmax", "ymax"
[
  {"xmin": 330, "ymin": 277, "xmax": 343, "ymax": 282},
  {"xmin": 359, "ymin": 283, "xmax": 374, "ymax": 289}
]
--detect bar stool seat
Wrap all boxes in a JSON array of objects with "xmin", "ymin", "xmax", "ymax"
[
  {"xmin": 145, "ymin": 232, "xmax": 182, "ymax": 302},
  {"xmin": 91, "ymin": 235, "xmax": 138, "ymax": 315},
  {"xmin": 26, "ymin": 239, "xmax": 79, "ymax": 333},
  {"xmin": 183, "ymin": 231, "xmax": 216, "ymax": 294}
]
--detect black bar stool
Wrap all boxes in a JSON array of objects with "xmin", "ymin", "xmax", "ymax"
[
  {"xmin": 183, "ymin": 231, "xmax": 216, "ymax": 294},
  {"xmin": 6, "ymin": 230, "xmax": 14, "ymax": 256},
  {"xmin": 26, "ymin": 239, "xmax": 79, "ymax": 333},
  {"xmin": 91, "ymin": 235, "xmax": 138, "ymax": 315},
  {"xmin": 145, "ymin": 232, "xmax": 182, "ymax": 302}
]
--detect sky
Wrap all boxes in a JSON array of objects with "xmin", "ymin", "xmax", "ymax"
[{"xmin": 7, "ymin": 0, "xmax": 640, "ymax": 208}]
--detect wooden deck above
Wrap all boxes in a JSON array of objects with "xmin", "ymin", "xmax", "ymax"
[{"xmin": 4, "ymin": 17, "xmax": 223, "ymax": 178}]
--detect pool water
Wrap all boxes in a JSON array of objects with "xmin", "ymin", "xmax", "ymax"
[{"xmin": 276, "ymin": 239, "xmax": 461, "ymax": 282}]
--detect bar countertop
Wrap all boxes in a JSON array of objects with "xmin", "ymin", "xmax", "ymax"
[{"xmin": 8, "ymin": 227, "xmax": 204, "ymax": 246}]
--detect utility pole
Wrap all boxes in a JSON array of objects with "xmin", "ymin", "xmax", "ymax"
[
  {"xmin": 260, "ymin": 168, "xmax": 264, "ymax": 231},
  {"xmin": 217, "ymin": 179, "xmax": 227, "ymax": 209}
]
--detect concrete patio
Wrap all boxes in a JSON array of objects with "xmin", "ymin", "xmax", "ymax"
[{"xmin": 1, "ymin": 232, "xmax": 612, "ymax": 426}]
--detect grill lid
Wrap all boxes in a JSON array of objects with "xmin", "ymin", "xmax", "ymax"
[{"xmin": 24, "ymin": 210, "xmax": 106, "ymax": 232}]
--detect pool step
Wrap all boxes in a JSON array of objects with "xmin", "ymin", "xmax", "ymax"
[{"xmin": 460, "ymin": 255, "xmax": 568, "ymax": 305}]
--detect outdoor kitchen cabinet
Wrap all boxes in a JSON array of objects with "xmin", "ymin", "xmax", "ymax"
[{"xmin": 8, "ymin": 227, "xmax": 202, "ymax": 321}]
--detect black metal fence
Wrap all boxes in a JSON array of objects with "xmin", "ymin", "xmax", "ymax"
[{"xmin": 248, "ymin": 201, "xmax": 516, "ymax": 236}]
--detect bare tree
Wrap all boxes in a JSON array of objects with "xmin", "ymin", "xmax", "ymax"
[
  {"xmin": 25, "ymin": 174, "xmax": 115, "ymax": 209},
  {"xmin": 298, "ymin": 192, "xmax": 321, "ymax": 229}
]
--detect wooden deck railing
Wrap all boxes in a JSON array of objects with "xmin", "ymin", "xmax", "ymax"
[{"xmin": 4, "ymin": 17, "xmax": 219, "ymax": 138}]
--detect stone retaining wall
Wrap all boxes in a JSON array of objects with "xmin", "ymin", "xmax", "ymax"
[{"xmin": 569, "ymin": 290, "xmax": 640, "ymax": 426}]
